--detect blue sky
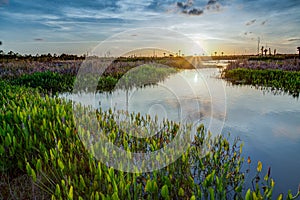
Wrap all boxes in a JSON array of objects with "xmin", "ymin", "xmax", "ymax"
[{"xmin": 0, "ymin": 0, "xmax": 300, "ymax": 55}]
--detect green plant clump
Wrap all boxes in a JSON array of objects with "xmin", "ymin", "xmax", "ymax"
[{"xmin": 223, "ymin": 68, "xmax": 300, "ymax": 97}]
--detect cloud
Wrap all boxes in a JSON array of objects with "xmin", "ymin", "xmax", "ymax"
[
  {"xmin": 246, "ymin": 19, "xmax": 256, "ymax": 26},
  {"xmin": 34, "ymin": 38, "xmax": 44, "ymax": 41},
  {"xmin": 206, "ymin": 0, "xmax": 222, "ymax": 11},
  {"xmin": 261, "ymin": 20, "xmax": 267, "ymax": 25},
  {"xmin": 176, "ymin": 0, "xmax": 204, "ymax": 16},
  {"xmin": 244, "ymin": 31, "xmax": 252, "ymax": 35},
  {"xmin": 176, "ymin": 0, "xmax": 225, "ymax": 16},
  {"xmin": 0, "ymin": 0, "xmax": 8, "ymax": 6},
  {"xmin": 287, "ymin": 38, "xmax": 300, "ymax": 42},
  {"xmin": 207, "ymin": 0, "xmax": 218, "ymax": 5},
  {"xmin": 176, "ymin": 0, "xmax": 193, "ymax": 10},
  {"xmin": 183, "ymin": 8, "xmax": 204, "ymax": 15}
]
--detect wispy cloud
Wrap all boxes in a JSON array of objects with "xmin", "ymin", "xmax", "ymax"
[
  {"xmin": 244, "ymin": 31, "xmax": 252, "ymax": 35},
  {"xmin": 261, "ymin": 20, "xmax": 267, "ymax": 25},
  {"xmin": 287, "ymin": 38, "xmax": 300, "ymax": 42},
  {"xmin": 34, "ymin": 38, "xmax": 43, "ymax": 41},
  {"xmin": 0, "ymin": 0, "xmax": 8, "ymax": 6},
  {"xmin": 246, "ymin": 19, "xmax": 256, "ymax": 26}
]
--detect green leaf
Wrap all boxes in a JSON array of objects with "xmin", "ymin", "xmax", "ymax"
[
  {"xmin": 276, "ymin": 194, "xmax": 283, "ymax": 200},
  {"xmin": 26, "ymin": 162, "xmax": 32, "ymax": 175},
  {"xmin": 0, "ymin": 145, "xmax": 4, "ymax": 155},
  {"xmin": 58, "ymin": 159, "xmax": 64, "ymax": 171},
  {"xmin": 190, "ymin": 195, "xmax": 196, "ymax": 200},
  {"xmin": 209, "ymin": 187, "xmax": 215, "ymax": 200},
  {"xmin": 145, "ymin": 180, "xmax": 152, "ymax": 193},
  {"xmin": 95, "ymin": 192, "xmax": 99, "ymax": 200},
  {"xmin": 111, "ymin": 192, "xmax": 120, "ymax": 200},
  {"xmin": 31, "ymin": 168, "xmax": 37, "ymax": 182},
  {"xmin": 68, "ymin": 186, "xmax": 73, "ymax": 200},
  {"xmin": 245, "ymin": 189, "xmax": 251, "ymax": 200},
  {"xmin": 178, "ymin": 187, "xmax": 184, "ymax": 197},
  {"xmin": 36, "ymin": 159, "xmax": 42, "ymax": 171},
  {"xmin": 79, "ymin": 175, "xmax": 86, "ymax": 189},
  {"xmin": 55, "ymin": 184, "xmax": 61, "ymax": 197},
  {"xmin": 161, "ymin": 184, "xmax": 169, "ymax": 199}
]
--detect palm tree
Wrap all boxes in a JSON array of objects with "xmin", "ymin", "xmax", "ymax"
[
  {"xmin": 163, "ymin": 52, "xmax": 166, "ymax": 57},
  {"xmin": 214, "ymin": 52, "xmax": 217, "ymax": 56},
  {"xmin": 261, "ymin": 46, "xmax": 264, "ymax": 56},
  {"xmin": 297, "ymin": 47, "xmax": 300, "ymax": 59},
  {"xmin": 221, "ymin": 52, "xmax": 224, "ymax": 57},
  {"xmin": 274, "ymin": 49, "xmax": 276, "ymax": 56},
  {"xmin": 269, "ymin": 48, "xmax": 271, "ymax": 56}
]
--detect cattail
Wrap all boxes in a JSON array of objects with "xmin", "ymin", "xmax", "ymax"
[
  {"xmin": 267, "ymin": 167, "xmax": 271, "ymax": 178},
  {"xmin": 247, "ymin": 156, "xmax": 251, "ymax": 164}
]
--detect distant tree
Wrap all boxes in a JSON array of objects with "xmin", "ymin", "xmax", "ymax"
[
  {"xmin": 264, "ymin": 49, "xmax": 268, "ymax": 56},
  {"xmin": 0, "ymin": 41, "xmax": 2, "ymax": 46},
  {"xmin": 274, "ymin": 49, "xmax": 276, "ymax": 56},
  {"xmin": 163, "ymin": 52, "xmax": 166, "ymax": 57},
  {"xmin": 261, "ymin": 46, "xmax": 264, "ymax": 56},
  {"xmin": 269, "ymin": 48, "xmax": 271, "ymax": 56},
  {"xmin": 297, "ymin": 47, "xmax": 300, "ymax": 59},
  {"xmin": 214, "ymin": 52, "xmax": 217, "ymax": 56},
  {"xmin": 7, "ymin": 51, "xmax": 15, "ymax": 59},
  {"xmin": 178, "ymin": 50, "xmax": 181, "ymax": 57},
  {"xmin": 221, "ymin": 52, "xmax": 224, "ymax": 56}
]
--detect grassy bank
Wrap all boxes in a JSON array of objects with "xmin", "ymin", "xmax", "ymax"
[
  {"xmin": 222, "ymin": 60, "xmax": 300, "ymax": 98},
  {"xmin": 1, "ymin": 81, "xmax": 299, "ymax": 199},
  {"xmin": 3, "ymin": 64, "xmax": 177, "ymax": 94}
]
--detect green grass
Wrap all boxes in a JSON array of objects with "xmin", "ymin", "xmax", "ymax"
[
  {"xmin": 223, "ymin": 68, "xmax": 300, "ymax": 98},
  {"xmin": 4, "ymin": 64, "xmax": 177, "ymax": 94},
  {"xmin": 6, "ymin": 71, "xmax": 75, "ymax": 93}
]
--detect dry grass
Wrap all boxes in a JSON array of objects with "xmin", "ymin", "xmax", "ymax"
[{"xmin": 0, "ymin": 173, "xmax": 50, "ymax": 200}]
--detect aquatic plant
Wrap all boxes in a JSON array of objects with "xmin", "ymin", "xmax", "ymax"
[{"xmin": 1, "ymin": 81, "xmax": 299, "ymax": 199}]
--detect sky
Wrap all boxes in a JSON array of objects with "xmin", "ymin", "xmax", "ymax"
[{"xmin": 0, "ymin": 0, "xmax": 300, "ymax": 55}]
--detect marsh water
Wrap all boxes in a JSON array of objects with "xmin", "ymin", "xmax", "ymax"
[{"xmin": 62, "ymin": 61, "xmax": 300, "ymax": 196}]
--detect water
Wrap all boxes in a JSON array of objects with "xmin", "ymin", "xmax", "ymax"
[{"xmin": 62, "ymin": 66, "xmax": 300, "ymax": 196}]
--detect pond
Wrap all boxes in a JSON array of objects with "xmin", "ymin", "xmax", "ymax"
[{"xmin": 62, "ymin": 62, "xmax": 300, "ymax": 196}]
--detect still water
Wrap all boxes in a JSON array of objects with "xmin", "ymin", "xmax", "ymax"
[{"xmin": 63, "ymin": 65, "xmax": 300, "ymax": 196}]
